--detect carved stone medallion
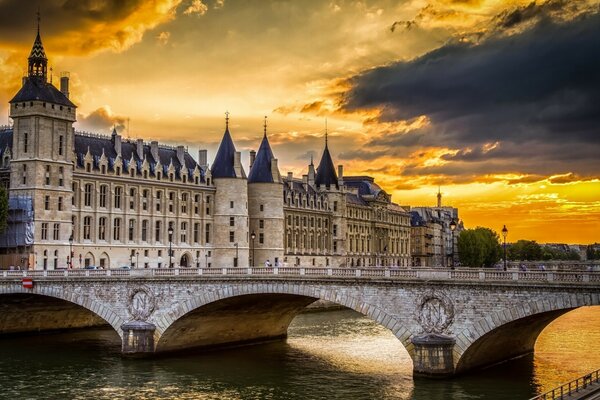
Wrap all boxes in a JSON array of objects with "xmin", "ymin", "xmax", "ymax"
[
  {"xmin": 416, "ymin": 291, "xmax": 455, "ymax": 334},
  {"xmin": 128, "ymin": 286, "xmax": 156, "ymax": 321}
]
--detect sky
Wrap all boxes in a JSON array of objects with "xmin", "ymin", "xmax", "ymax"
[{"xmin": 0, "ymin": 0, "xmax": 598, "ymax": 244}]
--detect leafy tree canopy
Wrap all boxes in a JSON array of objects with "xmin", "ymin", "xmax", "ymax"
[{"xmin": 457, "ymin": 227, "xmax": 502, "ymax": 268}]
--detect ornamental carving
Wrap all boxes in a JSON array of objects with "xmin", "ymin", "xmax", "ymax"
[
  {"xmin": 416, "ymin": 291, "xmax": 455, "ymax": 334},
  {"xmin": 128, "ymin": 286, "xmax": 156, "ymax": 321}
]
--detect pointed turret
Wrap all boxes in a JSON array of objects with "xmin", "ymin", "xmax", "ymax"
[
  {"xmin": 211, "ymin": 112, "xmax": 245, "ymax": 178},
  {"xmin": 248, "ymin": 117, "xmax": 279, "ymax": 183},
  {"xmin": 28, "ymin": 15, "xmax": 48, "ymax": 81},
  {"xmin": 315, "ymin": 129, "xmax": 338, "ymax": 188}
]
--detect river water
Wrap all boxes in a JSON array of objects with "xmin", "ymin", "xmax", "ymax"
[{"xmin": 0, "ymin": 307, "xmax": 598, "ymax": 400}]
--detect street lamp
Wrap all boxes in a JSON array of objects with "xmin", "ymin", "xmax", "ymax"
[
  {"xmin": 68, "ymin": 234, "xmax": 73, "ymax": 269},
  {"xmin": 136, "ymin": 251, "xmax": 139, "ymax": 269},
  {"xmin": 502, "ymin": 225, "xmax": 508, "ymax": 271},
  {"xmin": 234, "ymin": 242, "xmax": 239, "ymax": 267},
  {"xmin": 250, "ymin": 231, "xmax": 256, "ymax": 267},
  {"xmin": 168, "ymin": 226, "xmax": 174, "ymax": 268},
  {"xmin": 449, "ymin": 220, "xmax": 457, "ymax": 269}
]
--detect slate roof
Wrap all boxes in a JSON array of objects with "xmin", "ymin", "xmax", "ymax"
[
  {"xmin": 248, "ymin": 134, "xmax": 276, "ymax": 183},
  {"xmin": 344, "ymin": 176, "xmax": 383, "ymax": 197},
  {"xmin": 410, "ymin": 211, "xmax": 427, "ymax": 227},
  {"xmin": 284, "ymin": 179, "xmax": 318, "ymax": 195},
  {"xmin": 346, "ymin": 192, "xmax": 367, "ymax": 206},
  {"xmin": 314, "ymin": 144, "xmax": 337, "ymax": 188},
  {"xmin": 10, "ymin": 77, "xmax": 76, "ymax": 108},
  {"xmin": 74, "ymin": 133, "xmax": 203, "ymax": 181},
  {"xmin": 211, "ymin": 127, "xmax": 245, "ymax": 178}
]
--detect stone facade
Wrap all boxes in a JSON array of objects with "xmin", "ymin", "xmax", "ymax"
[{"xmin": 0, "ymin": 28, "xmax": 411, "ymax": 270}]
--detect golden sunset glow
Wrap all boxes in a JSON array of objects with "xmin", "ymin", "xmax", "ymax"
[{"xmin": 0, "ymin": 0, "xmax": 598, "ymax": 243}]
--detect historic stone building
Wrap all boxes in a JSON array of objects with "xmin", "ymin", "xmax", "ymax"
[{"xmin": 0, "ymin": 28, "xmax": 410, "ymax": 269}]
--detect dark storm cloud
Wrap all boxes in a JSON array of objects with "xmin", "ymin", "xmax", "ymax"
[{"xmin": 342, "ymin": 11, "xmax": 600, "ymax": 176}]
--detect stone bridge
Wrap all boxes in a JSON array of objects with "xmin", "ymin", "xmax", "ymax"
[{"xmin": 0, "ymin": 267, "xmax": 598, "ymax": 378}]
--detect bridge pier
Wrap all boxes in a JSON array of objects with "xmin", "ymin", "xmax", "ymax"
[
  {"xmin": 411, "ymin": 334, "xmax": 456, "ymax": 378},
  {"xmin": 121, "ymin": 321, "xmax": 156, "ymax": 357}
]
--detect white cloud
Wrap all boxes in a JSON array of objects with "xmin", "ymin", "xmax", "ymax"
[{"xmin": 184, "ymin": 0, "xmax": 208, "ymax": 15}]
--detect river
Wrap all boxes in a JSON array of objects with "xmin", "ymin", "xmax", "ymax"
[{"xmin": 0, "ymin": 307, "xmax": 598, "ymax": 399}]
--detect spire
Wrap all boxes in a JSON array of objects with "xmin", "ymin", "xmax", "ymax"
[
  {"xmin": 248, "ymin": 122, "xmax": 278, "ymax": 184},
  {"xmin": 212, "ymin": 112, "xmax": 244, "ymax": 178},
  {"xmin": 28, "ymin": 11, "xmax": 48, "ymax": 81},
  {"xmin": 111, "ymin": 126, "xmax": 118, "ymax": 137},
  {"xmin": 315, "ymin": 123, "xmax": 338, "ymax": 189},
  {"xmin": 437, "ymin": 186, "xmax": 442, "ymax": 207}
]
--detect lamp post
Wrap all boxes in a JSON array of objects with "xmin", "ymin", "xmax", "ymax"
[
  {"xmin": 250, "ymin": 231, "xmax": 256, "ymax": 267},
  {"xmin": 449, "ymin": 220, "xmax": 457, "ymax": 269},
  {"xmin": 502, "ymin": 225, "xmax": 508, "ymax": 271},
  {"xmin": 136, "ymin": 251, "xmax": 139, "ymax": 269},
  {"xmin": 168, "ymin": 226, "xmax": 174, "ymax": 268},
  {"xmin": 68, "ymin": 234, "xmax": 73, "ymax": 269},
  {"xmin": 234, "ymin": 242, "xmax": 239, "ymax": 267}
]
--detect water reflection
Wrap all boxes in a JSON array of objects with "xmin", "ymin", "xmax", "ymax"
[{"xmin": 0, "ymin": 307, "xmax": 597, "ymax": 399}]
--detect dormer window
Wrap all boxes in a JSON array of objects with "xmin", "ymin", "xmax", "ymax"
[{"xmin": 86, "ymin": 163, "xmax": 91, "ymax": 173}]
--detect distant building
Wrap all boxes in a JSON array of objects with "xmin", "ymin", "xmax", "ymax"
[{"xmin": 410, "ymin": 189, "xmax": 462, "ymax": 267}]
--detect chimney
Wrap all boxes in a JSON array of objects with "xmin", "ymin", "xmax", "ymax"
[
  {"xmin": 22, "ymin": 76, "xmax": 27, "ymax": 86},
  {"xmin": 338, "ymin": 165, "xmax": 344, "ymax": 186},
  {"xmin": 271, "ymin": 158, "xmax": 280, "ymax": 182},
  {"xmin": 198, "ymin": 149, "xmax": 207, "ymax": 167},
  {"xmin": 308, "ymin": 163, "xmax": 315, "ymax": 187},
  {"xmin": 287, "ymin": 172, "xmax": 293, "ymax": 182},
  {"xmin": 114, "ymin": 134, "xmax": 122, "ymax": 156},
  {"xmin": 176, "ymin": 145, "xmax": 185, "ymax": 166},
  {"xmin": 249, "ymin": 150, "xmax": 256, "ymax": 169},
  {"xmin": 136, "ymin": 139, "xmax": 144, "ymax": 160},
  {"xmin": 150, "ymin": 141, "xmax": 159, "ymax": 162},
  {"xmin": 60, "ymin": 72, "xmax": 70, "ymax": 99},
  {"xmin": 302, "ymin": 174, "xmax": 308, "ymax": 190},
  {"xmin": 233, "ymin": 151, "xmax": 242, "ymax": 177}
]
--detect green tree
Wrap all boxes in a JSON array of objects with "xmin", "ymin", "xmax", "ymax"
[
  {"xmin": 0, "ymin": 186, "xmax": 7, "ymax": 234},
  {"xmin": 508, "ymin": 240, "xmax": 542, "ymax": 261},
  {"xmin": 457, "ymin": 227, "xmax": 502, "ymax": 268}
]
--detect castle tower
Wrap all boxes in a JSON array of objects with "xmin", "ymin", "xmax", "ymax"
[
  {"xmin": 247, "ymin": 117, "xmax": 284, "ymax": 266},
  {"xmin": 211, "ymin": 113, "xmax": 249, "ymax": 267},
  {"xmin": 314, "ymin": 127, "xmax": 347, "ymax": 267},
  {"xmin": 9, "ymin": 22, "xmax": 76, "ymax": 270}
]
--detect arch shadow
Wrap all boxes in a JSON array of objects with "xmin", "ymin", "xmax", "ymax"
[
  {"xmin": 154, "ymin": 283, "xmax": 416, "ymax": 357},
  {"xmin": 0, "ymin": 285, "xmax": 124, "ymax": 338},
  {"xmin": 455, "ymin": 292, "xmax": 599, "ymax": 373}
]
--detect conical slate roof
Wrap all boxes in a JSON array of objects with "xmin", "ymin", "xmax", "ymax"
[
  {"xmin": 28, "ymin": 32, "xmax": 47, "ymax": 61},
  {"xmin": 248, "ymin": 133, "xmax": 277, "ymax": 183},
  {"xmin": 10, "ymin": 77, "xmax": 76, "ymax": 107},
  {"xmin": 211, "ymin": 126, "xmax": 239, "ymax": 178},
  {"xmin": 315, "ymin": 143, "xmax": 337, "ymax": 187}
]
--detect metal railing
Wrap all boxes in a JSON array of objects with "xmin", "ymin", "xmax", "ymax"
[
  {"xmin": 0, "ymin": 267, "xmax": 599, "ymax": 284},
  {"xmin": 530, "ymin": 369, "xmax": 600, "ymax": 400}
]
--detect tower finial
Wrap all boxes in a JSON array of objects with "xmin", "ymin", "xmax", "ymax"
[
  {"xmin": 437, "ymin": 185, "xmax": 442, "ymax": 207},
  {"xmin": 263, "ymin": 115, "xmax": 267, "ymax": 137},
  {"xmin": 225, "ymin": 111, "xmax": 230, "ymax": 130},
  {"xmin": 325, "ymin": 118, "xmax": 328, "ymax": 147}
]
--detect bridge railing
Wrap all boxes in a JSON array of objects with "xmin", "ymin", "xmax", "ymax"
[
  {"xmin": 529, "ymin": 368, "xmax": 600, "ymax": 400},
  {"xmin": 1, "ymin": 267, "xmax": 599, "ymax": 284}
]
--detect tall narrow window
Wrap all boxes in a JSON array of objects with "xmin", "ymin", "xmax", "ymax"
[
  {"xmin": 22, "ymin": 165, "xmax": 27, "ymax": 185},
  {"xmin": 141, "ymin": 220, "xmax": 148, "ymax": 242},
  {"xmin": 23, "ymin": 132, "xmax": 28, "ymax": 153},
  {"xmin": 45, "ymin": 165, "xmax": 50, "ymax": 185},
  {"xmin": 83, "ymin": 217, "xmax": 91, "ymax": 240},
  {"xmin": 193, "ymin": 223, "xmax": 199, "ymax": 243},
  {"xmin": 84, "ymin": 183, "xmax": 93, "ymax": 207},
  {"xmin": 53, "ymin": 223, "xmax": 60, "ymax": 240},
  {"xmin": 205, "ymin": 223, "xmax": 211, "ymax": 243},
  {"xmin": 181, "ymin": 222, "xmax": 187, "ymax": 243},
  {"xmin": 58, "ymin": 135, "xmax": 64, "ymax": 156},
  {"xmin": 41, "ymin": 223, "xmax": 48, "ymax": 240},
  {"xmin": 44, "ymin": 195, "xmax": 50, "ymax": 210},
  {"xmin": 98, "ymin": 217, "xmax": 106, "ymax": 240},
  {"xmin": 128, "ymin": 219, "xmax": 135, "ymax": 241},
  {"xmin": 58, "ymin": 197, "xmax": 63, "ymax": 211},
  {"xmin": 113, "ymin": 218, "xmax": 121, "ymax": 241},
  {"xmin": 99, "ymin": 185, "xmax": 107, "ymax": 208},
  {"xmin": 155, "ymin": 221, "xmax": 161, "ymax": 242},
  {"xmin": 129, "ymin": 188, "xmax": 136, "ymax": 210},
  {"xmin": 114, "ymin": 187, "xmax": 122, "ymax": 209},
  {"xmin": 58, "ymin": 167, "xmax": 64, "ymax": 186}
]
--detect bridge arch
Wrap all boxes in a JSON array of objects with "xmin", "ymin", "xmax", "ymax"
[
  {"xmin": 154, "ymin": 282, "xmax": 415, "ymax": 356},
  {"xmin": 454, "ymin": 292, "xmax": 598, "ymax": 373},
  {"xmin": 0, "ymin": 284, "xmax": 125, "ymax": 338}
]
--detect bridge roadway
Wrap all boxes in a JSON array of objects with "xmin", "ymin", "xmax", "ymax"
[{"xmin": 0, "ymin": 267, "xmax": 598, "ymax": 378}]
